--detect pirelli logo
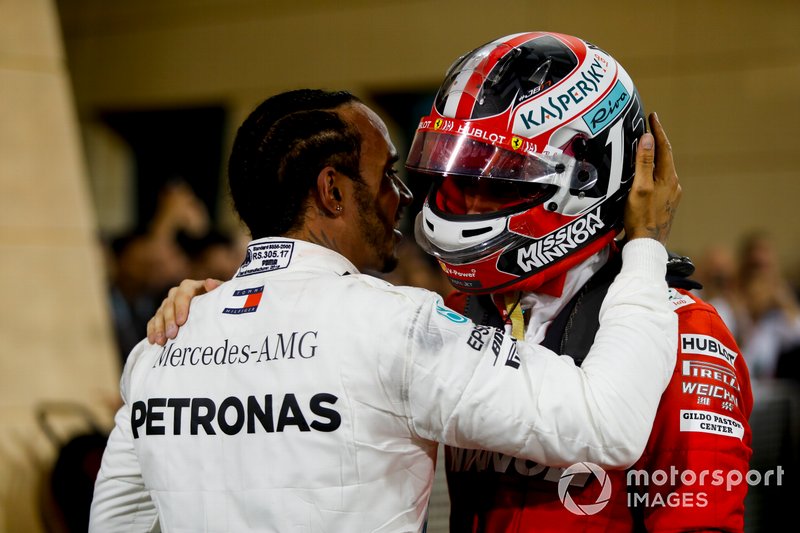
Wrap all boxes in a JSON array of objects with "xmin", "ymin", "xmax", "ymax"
[{"xmin": 682, "ymin": 360, "xmax": 739, "ymax": 391}]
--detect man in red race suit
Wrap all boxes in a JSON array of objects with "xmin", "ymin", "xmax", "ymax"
[{"xmin": 406, "ymin": 31, "xmax": 753, "ymax": 532}]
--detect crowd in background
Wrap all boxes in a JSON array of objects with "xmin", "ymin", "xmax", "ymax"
[
  {"xmin": 102, "ymin": 181, "xmax": 245, "ymax": 365},
  {"xmin": 695, "ymin": 233, "xmax": 800, "ymax": 381}
]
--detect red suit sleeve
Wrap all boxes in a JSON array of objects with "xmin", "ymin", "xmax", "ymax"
[{"xmin": 632, "ymin": 289, "xmax": 754, "ymax": 532}]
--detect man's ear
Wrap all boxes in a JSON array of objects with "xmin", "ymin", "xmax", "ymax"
[{"xmin": 316, "ymin": 166, "xmax": 345, "ymax": 216}]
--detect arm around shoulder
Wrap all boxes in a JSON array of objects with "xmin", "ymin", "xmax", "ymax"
[
  {"xmin": 577, "ymin": 238, "xmax": 677, "ymax": 466},
  {"xmin": 405, "ymin": 241, "xmax": 677, "ymax": 468}
]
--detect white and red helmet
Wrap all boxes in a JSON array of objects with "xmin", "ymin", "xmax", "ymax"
[{"xmin": 407, "ymin": 32, "xmax": 646, "ymax": 294}]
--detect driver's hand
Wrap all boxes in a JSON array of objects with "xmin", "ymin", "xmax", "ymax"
[{"xmin": 146, "ymin": 278, "xmax": 222, "ymax": 345}]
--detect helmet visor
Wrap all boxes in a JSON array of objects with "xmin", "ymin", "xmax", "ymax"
[
  {"xmin": 435, "ymin": 175, "xmax": 555, "ymax": 215},
  {"xmin": 406, "ymin": 129, "xmax": 566, "ymax": 185}
]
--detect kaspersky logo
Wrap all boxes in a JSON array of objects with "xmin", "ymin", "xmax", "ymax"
[
  {"xmin": 516, "ymin": 56, "xmax": 608, "ymax": 134},
  {"xmin": 558, "ymin": 462, "xmax": 612, "ymax": 515}
]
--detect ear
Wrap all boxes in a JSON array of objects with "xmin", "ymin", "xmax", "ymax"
[{"xmin": 316, "ymin": 166, "xmax": 345, "ymax": 216}]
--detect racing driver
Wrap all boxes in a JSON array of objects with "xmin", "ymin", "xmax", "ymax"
[{"xmin": 406, "ymin": 32, "xmax": 754, "ymax": 532}]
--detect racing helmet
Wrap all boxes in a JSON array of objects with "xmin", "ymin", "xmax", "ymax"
[{"xmin": 406, "ymin": 32, "xmax": 646, "ymax": 294}]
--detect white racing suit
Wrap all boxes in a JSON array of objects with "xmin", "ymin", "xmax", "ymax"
[{"xmin": 90, "ymin": 237, "xmax": 676, "ymax": 532}]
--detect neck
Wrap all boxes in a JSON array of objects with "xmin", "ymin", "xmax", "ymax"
[
  {"xmin": 287, "ymin": 225, "xmax": 344, "ymax": 258},
  {"xmin": 285, "ymin": 214, "xmax": 365, "ymax": 270}
]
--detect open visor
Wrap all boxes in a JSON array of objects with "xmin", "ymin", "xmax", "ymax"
[{"xmin": 406, "ymin": 129, "xmax": 595, "ymax": 189}]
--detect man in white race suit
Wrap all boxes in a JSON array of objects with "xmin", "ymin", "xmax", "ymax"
[{"xmin": 90, "ymin": 89, "xmax": 680, "ymax": 532}]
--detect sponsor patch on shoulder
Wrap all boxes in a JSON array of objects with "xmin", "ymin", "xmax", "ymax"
[
  {"xmin": 682, "ymin": 359, "xmax": 740, "ymax": 391},
  {"xmin": 680, "ymin": 334, "xmax": 738, "ymax": 367},
  {"xmin": 237, "ymin": 241, "xmax": 294, "ymax": 277},
  {"xmin": 679, "ymin": 409, "xmax": 745, "ymax": 440},
  {"xmin": 435, "ymin": 302, "xmax": 468, "ymax": 324},
  {"xmin": 223, "ymin": 285, "xmax": 264, "ymax": 315},
  {"xmin": 668, "ymin": 288, "xmax": 695, "ymax": 310}
]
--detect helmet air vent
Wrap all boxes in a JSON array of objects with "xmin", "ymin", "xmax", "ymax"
[{"xmin": 463, "ymin": 227, "xmax": 493, "ymax": 238}]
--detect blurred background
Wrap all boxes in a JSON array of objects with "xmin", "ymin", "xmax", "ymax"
[{"xmin": 1, "ymin": 0, "xmax": 798, "ymax": 531}]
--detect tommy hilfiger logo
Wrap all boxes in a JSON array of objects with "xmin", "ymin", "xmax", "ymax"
[{"xmin": 223, "ymin": 286, "xmax": 264, "ymax": 315}]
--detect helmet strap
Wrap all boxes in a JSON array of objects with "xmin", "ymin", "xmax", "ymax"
[{"xmin": 504, "ymin": 292, "xmax": 526, "ymax": 340}]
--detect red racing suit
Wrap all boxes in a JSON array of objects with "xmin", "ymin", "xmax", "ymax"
[{"xmin": 444, "ymin": 253, "xmax": 753, "ymax": 532}]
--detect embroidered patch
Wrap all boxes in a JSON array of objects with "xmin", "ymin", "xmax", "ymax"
[
  {"xmin": 237, "ymin": 241, "xmax": 294, "ymax": 277},
  {"xmin": 668, "ymin": 288, "xmax": 695, "ymax": 310},
  {"xmin": 223, "ymin": 286, "xmax": 264, "ymax": 315},
  {"xmin": 679, "ymin": 410, "xmax": 744, "ymax": 440}
]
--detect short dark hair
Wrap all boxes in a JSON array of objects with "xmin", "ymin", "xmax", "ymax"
[{"xmin": 228, "ymin": 89, "xmax": 363, "ymax": 238}]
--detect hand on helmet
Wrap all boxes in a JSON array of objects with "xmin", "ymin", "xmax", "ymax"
[
  {"xmin": 146, "ymin": 278, "xmax": 222, "ymax": 345},
  {"xmin": 624, "ymin": 112, "xmax": 681, "ymax": 244}
]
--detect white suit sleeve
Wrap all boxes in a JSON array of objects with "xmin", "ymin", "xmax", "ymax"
[
  {"xmin": 89, "ymin": 347, "xmax": 160, "ymax": 532},
  {"xmin": 406, "ymin": 238, "xmax": 677, "ymax": 469}
]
